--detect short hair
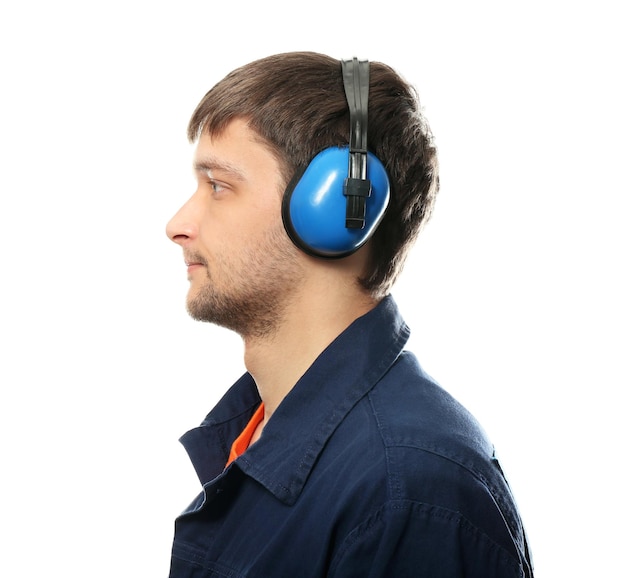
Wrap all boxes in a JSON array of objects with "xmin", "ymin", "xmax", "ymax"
[{"xmin": 188, "ymin": 51, "xmax": 439, "ymax": 298}]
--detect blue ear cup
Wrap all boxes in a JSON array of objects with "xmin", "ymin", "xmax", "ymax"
[{"xmin": 282, "ymin": 146, "xmax": 390, "ymax": 258}]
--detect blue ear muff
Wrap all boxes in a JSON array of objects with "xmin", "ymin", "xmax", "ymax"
[
  {"xmin": 282, "ymin": 146, "xmax": 390, "ymax": 258},
  {"xmin": 281, "ymin": 58, "xmax": 389, "ymax": 259}
]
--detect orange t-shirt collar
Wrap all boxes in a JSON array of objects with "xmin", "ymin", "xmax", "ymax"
[{"xmin": 225, "ymin": 403, "xmax": 265, "ymax": 468}]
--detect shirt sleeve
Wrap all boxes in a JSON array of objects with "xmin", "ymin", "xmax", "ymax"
[{"xmin": 328, "ymin": 500, "xmax": 525, "ymax": 578}]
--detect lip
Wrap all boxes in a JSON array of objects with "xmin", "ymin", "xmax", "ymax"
[
  {"xmin": 185, "ymin": 262, "xmax": 204, "ymax": 274},
  {"xmin": 183, "ymin": 251, "xmax": 206, "ymax": 275}
]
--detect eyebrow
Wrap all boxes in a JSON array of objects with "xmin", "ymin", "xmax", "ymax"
[{"xmin": 193, "ymin": 158, "xmax": 246, "ymax": 181}]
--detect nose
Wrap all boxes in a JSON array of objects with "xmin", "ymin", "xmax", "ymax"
[{"xmin": 166, "ymin": 192, "xmax": 200, "ymax": 246}]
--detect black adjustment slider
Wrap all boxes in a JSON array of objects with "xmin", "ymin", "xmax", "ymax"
[{"xmin": 343, "ymin": 177, "xmax": 372, "ymax": 229}]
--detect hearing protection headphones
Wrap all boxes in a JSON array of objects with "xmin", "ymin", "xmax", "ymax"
[{"xmin": 282, "ymin": 57, "xmax": 391, "ymax": 259}]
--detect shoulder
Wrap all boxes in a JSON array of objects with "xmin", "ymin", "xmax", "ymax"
[
  {"xmin": 332, "ymin": 351, "xmax": 527, "ymax": 568},
  {"xmin": 368, "ymin": 350, "xmax": 494, "ymax": 466}
]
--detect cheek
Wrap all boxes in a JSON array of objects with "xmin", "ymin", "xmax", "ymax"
[
  {"xmin": 239, "ymin": 201, "xmax": 286, "ymax": 245},
  {"xmin": 198, "ymin": 193, "xmax": 287, "ymax": 258}
]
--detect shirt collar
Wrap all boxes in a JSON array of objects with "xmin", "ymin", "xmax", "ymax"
[{"xmin": 180, "ymin": 294, "xmax": 410, "ymax": 505}]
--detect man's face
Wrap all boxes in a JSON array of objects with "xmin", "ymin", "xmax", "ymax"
[{"xmin": 166, "ymin": 118, "xmax": 304, "ymax": 338}]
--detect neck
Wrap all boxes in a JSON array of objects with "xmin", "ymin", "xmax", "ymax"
[{"xmin": 242, "ymin": 282, "xmax": 378, "ymax": 424}]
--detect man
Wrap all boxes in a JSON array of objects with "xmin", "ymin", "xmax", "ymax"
[{"xmin": 166, "ymin": 52, "xmax": 534, "ymax": 577}]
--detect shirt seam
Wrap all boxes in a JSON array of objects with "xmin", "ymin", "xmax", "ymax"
[
  {"xmin": 328, "ymin": 499, "xmax": 522, "ymax": 576},
  {"xmin": 385, "ymin": 441, "xmax": 523, "ymax": 541}
]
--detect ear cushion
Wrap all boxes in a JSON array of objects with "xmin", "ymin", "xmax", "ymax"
[{"xmin": 282, "ymin": 147, "xmax": 390, "ymax": 258}]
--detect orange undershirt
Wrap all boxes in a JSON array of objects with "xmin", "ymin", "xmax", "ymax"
[{"xmin": 225, "ymin": 403, "xmax": 265, "ymax": 468}]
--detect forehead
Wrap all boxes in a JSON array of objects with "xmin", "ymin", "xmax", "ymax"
[{"xmin": 193, "ymin": 119, "xmax": 281, "ymax": 175}]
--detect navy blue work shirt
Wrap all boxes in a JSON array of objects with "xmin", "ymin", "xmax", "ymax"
[{"xmin": 169, "ymin": 296, "xmax": 534, "ymax": 577}]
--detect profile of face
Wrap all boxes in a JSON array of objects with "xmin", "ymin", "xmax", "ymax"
[{"xmin": 166, "ymin": 119, "xmax": 304, "ymax": 338}]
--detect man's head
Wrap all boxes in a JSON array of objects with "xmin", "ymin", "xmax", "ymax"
[{"xmin": 187, "ymin": 51, "xmax": 439, "ymax": 299}]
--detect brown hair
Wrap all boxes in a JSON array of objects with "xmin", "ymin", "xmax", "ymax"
[{"xmin": 187, "ymin": 51, "xmax": 439, "ymax": 298}]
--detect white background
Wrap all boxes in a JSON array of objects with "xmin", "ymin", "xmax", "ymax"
[{"xmin": 1, "ymin": 1, "xmax": 624, "ymax": 576}]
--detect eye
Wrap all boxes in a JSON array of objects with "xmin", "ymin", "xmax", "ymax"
[
  {"xmin": 207, "ymin": 179, "xmax": 228, "ymax": 198},
  {"xmin": 208, "ymin": 180, "xmax": 222, "ymax": 193}
]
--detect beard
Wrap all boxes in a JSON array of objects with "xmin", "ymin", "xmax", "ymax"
[{"xmin": 186, "ymin": 225, "xmax": 304, "ymax": 339}]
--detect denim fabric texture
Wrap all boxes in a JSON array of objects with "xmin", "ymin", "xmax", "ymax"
[{"xmin": 169, "ymin": 296, "xmax": 533, "ymax": 577}]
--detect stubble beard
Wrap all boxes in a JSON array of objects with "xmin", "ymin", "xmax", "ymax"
[{"xmin": 186, "ymin": 226, "xmax": 304, "ymax": 339}]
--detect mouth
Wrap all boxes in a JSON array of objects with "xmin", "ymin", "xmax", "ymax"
[
  {"xmin": 183, "ymin": 252, "xmax": 207, "ymax": 274},
  {"xmin": 185, "ymin": 260, "xmax": 205, "ymax": 272}
]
